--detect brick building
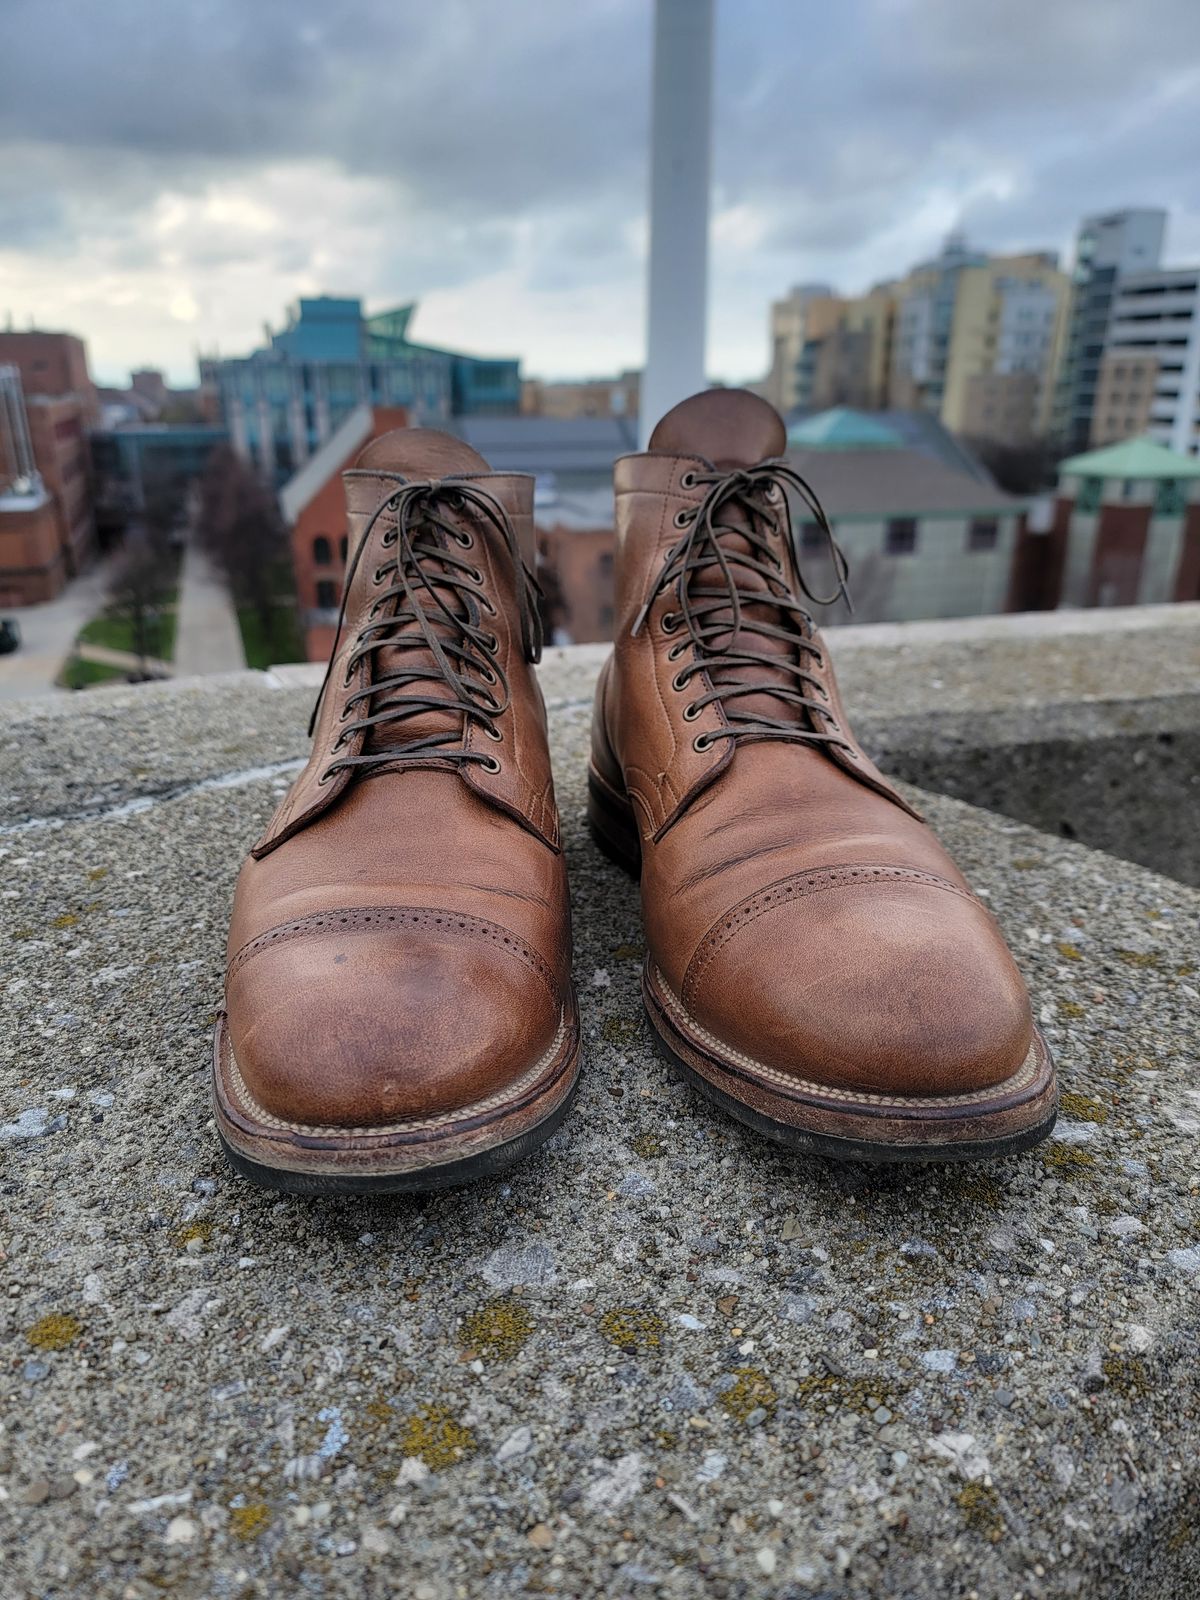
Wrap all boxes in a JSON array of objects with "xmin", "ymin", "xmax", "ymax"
[
  {"xmin": 0, "ymin": 331, "xmax": 98, "ymax": 604},
  {"xmin": 1019, "ymin": 437, "xmax": 1200, "ymax": 609},
  {"xmin": 278, "ymin": 404, "xmax": 409, "ymax": 661}
]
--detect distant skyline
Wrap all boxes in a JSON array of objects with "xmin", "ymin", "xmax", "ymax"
[{"xmin": 2, "ymin": 0, "xmax": 1199, "ymax": 389}]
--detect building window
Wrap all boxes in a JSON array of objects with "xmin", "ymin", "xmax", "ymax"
[
  {"xmin": 1121, "ymin": 478, "xmax": 1136, "ymax": 500},
  {"xmin": 968, "ymin": 517, "xmax": 999, "ymax": 552},
  {"xmin": 598, "ymin": 550, "xmax": 613, "ymax": 579},
  {"xmin": 1075, "ymin": 478, "xmax": 1101, "ymax": 511},
  {"xmin": 884, "ymin": 517, "xmax": 917, "ymax": 555},
  {"xmin": 339, "ymin": 535, "xmax": 348, "ymax": 562},
  {"xmin": 1156, "ymin": 479, "xmax": 1184, "ymax": 517},
  {"xmin": 313, "ymin": 535, "xmax": 332, "ymax": 565},
  {"xmin": 316, "ymin": 579, "xmax": 337, "ymax": 610}
]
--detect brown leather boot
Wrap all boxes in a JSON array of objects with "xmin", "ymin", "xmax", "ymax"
[
  {"xmin": 214, "ymin": 431, "xmax": 579, "ymax": 1192},
  {"xmin": 589, "ymin": 390, "xmax": 1056, "ymax": 1161}
]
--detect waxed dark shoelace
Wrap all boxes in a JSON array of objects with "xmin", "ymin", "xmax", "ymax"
[
  {"xmin": 309, "ymin": 479, "xmax": 542, "ymax": 783},
  {"xmin": 631, "ymin": 462, "xmax": 853, "ymax": 754}
]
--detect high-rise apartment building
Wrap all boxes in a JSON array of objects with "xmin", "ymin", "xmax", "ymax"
[
  {"xmin": 890, "ymin": 237, "xmax": 1069, "ymax": 445},
  {"xmin": 1056, "ymin": 208, "xmax": 1167, "ymax": 453},
  {"xmin": 764, "ymin": 284, "xmax": 835, "ymax": 412},
  {"xmin": 1092, "ymin": 267, "xmax": 1200, "ymax": 455}
]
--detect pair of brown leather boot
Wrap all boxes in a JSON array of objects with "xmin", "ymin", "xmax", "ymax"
[{"xmin": 213, "ymin": 391, "xmax": 1056, "ymax": 1193}]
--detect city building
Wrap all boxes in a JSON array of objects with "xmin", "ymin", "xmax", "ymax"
[
  {"xmin": 784, "ymin": 408, "xmax": 1028, "ymax": 625},
  {"xmin": 1056, "ymin": 208, "xmax": 1167, "ymax": 453},
  {"xmin": 1093, "ymin": 267, "xmax": 1200, "ymax": 455},
  {"xmin": 763, "ymin": 284, "xmax": 836, "ymax": 412},
  {"xmin": 535, "ymin": 487, "xmax": 616, "ymax": 644},
  {"xmin": 278, "ymin": 404, "xmax": 410, "ymax": 661},
  {"xmin": 1043, "ymin": 437, "xmax": 1200, "ymax": 607},
  {"xmin": 890, "ymin": 238, "xmax": 1069, "ymax": 446},
  {"xmin": 521, "ymin": 371, "xmax": 640, "ymax": 420},
  {"xmin": 90, "ymin": 424, "xmax": 230, "ymax": 544},
  {"xmin": 0, "ymin": 330, "xmax": 98, "ymax": 604},
  {"xmin": 202, "ymin": 297, "xmax": 520, "ymax": 483}
]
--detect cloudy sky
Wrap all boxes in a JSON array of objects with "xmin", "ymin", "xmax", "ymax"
[{"xmin": 2, "ymin": 0, "xmax": 1198, "ymax": 388}]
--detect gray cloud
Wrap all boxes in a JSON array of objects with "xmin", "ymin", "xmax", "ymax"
[{"xmin": 1, "ymin": 0, "xmax": 1197, "ymax": 382}]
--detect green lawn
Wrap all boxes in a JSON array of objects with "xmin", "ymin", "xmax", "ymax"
[
  {"xmin": 237, "ymin": 602, "xmax": 306, "ymax": 670},
  {"xmin": 77, "ymin": 603, "xmax": 177, "ymax": 663},
  {"xmin": 59, "ymin": 656, "xmax": 127, "ymax": 690}
]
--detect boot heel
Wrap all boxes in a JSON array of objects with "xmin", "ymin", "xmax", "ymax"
[{"xmin": 587, "ymin": 766, "xmax": 642, "ymax": 878}]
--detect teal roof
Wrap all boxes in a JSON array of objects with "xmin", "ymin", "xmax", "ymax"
[
  {"xmin": 786, "ymin": 408, "xmax": 903, "ymax": 451},
  {"xmin": 1059, "ymin": 436, "xmax": 1200, "ymax": 480}
]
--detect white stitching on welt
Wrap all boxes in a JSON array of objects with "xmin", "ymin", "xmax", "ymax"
[
  {"xmin": 653, "ymin": 967, "xmax": 1041, "ymax": 1108},
  {"xmin": 222, "ymin": 1016, "xmax": 569, "ymax": 1137}
]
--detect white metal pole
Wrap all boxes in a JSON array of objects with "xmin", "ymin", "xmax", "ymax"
[{"xmin": 639, "ymin": 0, "xmax": 714, "ymax": 449}]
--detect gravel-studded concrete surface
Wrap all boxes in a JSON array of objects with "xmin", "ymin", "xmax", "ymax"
[{"xmin": 2, "ymin": 649, "xmax": 1199, "ymax": 1599}]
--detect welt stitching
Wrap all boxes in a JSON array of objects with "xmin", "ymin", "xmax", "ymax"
[
  {"xmin": 683, "ymin": 866, "xmax": 982, "ymax": 1007},
  {"xmin": 229, "ymin": 906, "xmax": 557, "ymax": 994}
]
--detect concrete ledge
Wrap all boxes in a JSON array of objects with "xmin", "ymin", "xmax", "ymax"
[{"xmin": 1, "ymin": 626, "xmax": 1199, "ymax": 1597}]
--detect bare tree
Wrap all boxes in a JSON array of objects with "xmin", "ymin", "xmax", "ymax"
[
  {"xmin": 198, "ymin": 446, "xmax": 290, "ymax": 645},
  {"xmin": 107, "ymin": 534, "xmax": 173, "ymax": 679}
]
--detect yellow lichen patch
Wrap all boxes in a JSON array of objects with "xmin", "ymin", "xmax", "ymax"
[
  {"xmin": 792, "ymin": 1371, "xmax": 905, "ymax": 1419},
  {"xmin": 1056, "ymin": 942, "xmax": 1083, "ymax": 962},
  {"xmin": 719, "ymin": 1367, "xmax": 778, "ymax": 1423},
  {"xmin": 460, "ymin": 1297, "xmax": 535, "ymax": 1360},
  {"xmin": 1101, "ymin": 1354, "xmax": 1154, "ymax": 1403},
  {"xmin": 27, "ymin": 1313, "xmax": 82, "ymax": 1351},
  {"xmin": 51, "ymin": 913, "xmax": 80, "ymax": 930},
  {"xmin": 363, "ymin": 1398, "xmax": 395, "ymax": 1426},
  {"xmin": 957, "ymin": 1482, "xmax": 1004, "ymax": 1542},
  {"xmin": 86, "ymin": 867, "xmax": 109, "ymax": 882},
  {"xmin": 630, "ymin": 1133, "xmax": 664, "ymax": 1159},
  {"xmin": 229, "ymin": 1502, "xmax": 270, "ymax": 1539},
  {"xmin": 1058, "ymin": 1092, "xmax": 1109, "ymax": 1125},
  {"xmin": 399, "ymin": 1405, "xmax": 476, "ymax": 1472},
  {"xmin": 1115, "ymin": 949, "xmax": 1162, "ymax": 969},
  {"xmin": 174, "ymin": 1221, "xmax": 213, "ymax": 1249},
  {"xmin": 610, "ymin": 942, "xmax": 645, "ymax": 960},
  {"xmin": 1043, "ymin": 1145, "xmax": 1095, "ymax": 1171},
  {"xmin": 601, "ymin": 1016, "xmax": 641, "ymax": 1045},
  {"xmin": 1058, "ymin": 1000, "xmax": 1085, "ymax": 1019},
  {"xmin": 1010, "ymin": 857, "xmax": 1042, "ymax": 871},
  {"xmin": 599, "ymin": 1307, "xmax": 665, "ymax": 1352}
]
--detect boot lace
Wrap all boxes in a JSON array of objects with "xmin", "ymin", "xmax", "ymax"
[
  {"xmin": 631, "ymin": 462, "xmax": 852, "ymax": 754},
  {"xmin": 309, "ymin": 478, "xmax": 542, "ymax": 783}
]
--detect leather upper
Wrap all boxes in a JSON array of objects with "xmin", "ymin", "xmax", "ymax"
[
  {"xmin": 225, "ymin": 431, "xmax": 572, "ymax": 1130},
  {"xmin": 592, "ymin": 390, "xmax": 1035, "ymax": 1098}
]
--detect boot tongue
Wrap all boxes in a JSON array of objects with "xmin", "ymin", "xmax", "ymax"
[
  {"xmin": 346, "ymin": 429, "xmax": 495, "ymax": 760},
  {"xmin": 355, "ymin": 426, "xmax": 490, "ymax": 477},
  {"xmin": 648, "ymin": 388, "xmax": 786, "ymax": 469},
  {"xmin": 650, "ymin": 393, "xmax": 801, "ymax": 729}
]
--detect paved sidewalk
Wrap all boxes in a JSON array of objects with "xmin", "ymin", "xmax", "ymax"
[
  {"xmin": 173, "ymin": 538, "xmax": 246, "ymax": 678},
  {"xmin": 74, "ymin": 641, "xmax": 172, "ymax": 677},
  {"xmin": 0, "ymin": 558, "xmax": 115, "ymax": 700}
]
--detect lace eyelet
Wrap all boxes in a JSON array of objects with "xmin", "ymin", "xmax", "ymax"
[
  {"xmin": 680, "ymin": 470, "xmax": 698, "ymax": 489},
  {"xmin": 480, "ymin": 597, "xmax": 497, "ymax": 616},
  {"xmin": 693, "ymin": 732, "xmax": 714, "ymax": 752},
  {"xmin": 661, "ymin": 611, "xmax": 679, "ymax": 633},
  {"xmin": 667, "ymin": 640, "xmax": 686, "ymax": 661},
  {"xmin": 482, "ymin": 631, "xmax": 499, "ymax": 652},
  {"xmin": 483, "ymin": 724, "xmax": 503, "ymax": 743},
  {"xmin": 469, "ymin": 566, "xmax": 484, "ymax": 585},
  {"xmin": 682, "ymin": 702, "xmax": 701, "ymax": 722},
  {"xmin": 373, "ymin": 568, "xmax": 386, "ymax": 585},
  {"xmin": 671, "ymin": 670, "xmax": 689, "ymax": 693},
  {"xmin": 454, "ymin": 531, "xmax": 474, "ymax": 548},
  {"xmin": 480, "ymin": 755, "xmax": 502, "ymax": 775},
  {"xmin": 479, "ymin": 666, "xmax": 497, "ymax": 684},
  {"xmin": 673, "ymin": 508, "xmax": 693, "ymax": 529},
  {"xmin": 317, "ymin": 767, "xmax": 336, "ymax": 786}
]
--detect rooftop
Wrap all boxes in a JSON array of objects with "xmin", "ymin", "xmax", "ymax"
[
  {"xmin": 786, "ymin": 444, "xmax": 1022, "ymax": 519},
  {"xmin": 1059, "ymin": 436, "xmax": 1200, "ymax": 481},
  {"xmin": 786, "ymin": 408, "xmax": 904, "ymax": 450},
  {"xmin": 2, "ymin": 606, "xmax": 1198, "ymax": 1596}
]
